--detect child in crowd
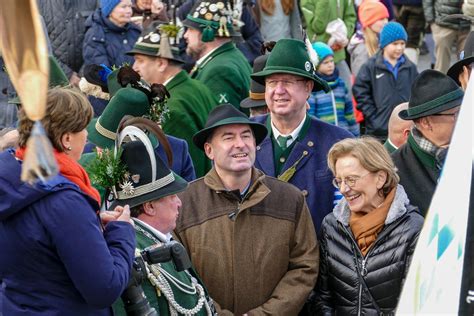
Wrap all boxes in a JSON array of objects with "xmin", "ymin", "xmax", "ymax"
[
  {"xmin": 348, "ymin": 0, "xmax": 390, "ymax": 77},
  {"xmin": 308, "ymin": 42, "xmax": 360, "ymax": 136},
  {"xmin": 353, "ymin": 22, "xmax": 418, "ymax": 141}
]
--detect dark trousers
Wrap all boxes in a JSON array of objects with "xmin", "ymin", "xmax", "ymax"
[{"xmin": 393, "ymin": 5, "xmax": 425, "ymax": 48}]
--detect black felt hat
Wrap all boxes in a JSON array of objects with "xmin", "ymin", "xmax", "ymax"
[
  {"xmin": 240, "ymin": 54, "xmax": 268, "ymax": 109},
  {"xmin": 110, "ymin": 126, "xmax": 188, "ymax": 209},
  {"xmin": 192, "ymin": 103, "xmax": 268, "ymax": 150},
  {"xmin": 399, "ymin": 70, "xmax": 464, "ymax": 120},
  {"xmin": 447, "ymin": 31, "xmax": 474, "ymax": 86}
]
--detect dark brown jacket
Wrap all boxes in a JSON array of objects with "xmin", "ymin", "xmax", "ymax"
[{"xmin": 176, "ymin": 168, "xmax": 319, "ymax": 315}]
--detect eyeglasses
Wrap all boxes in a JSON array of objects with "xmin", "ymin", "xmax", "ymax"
[
  {"xmin": 431, "ymin": 110, "xmax": 460, "ymax": 120},
  {"xmin": 265, "ymin": 79, "xmax": 306, "ymax": 89},
  {"xmin": 332, "ymin": 172, "xmax": 372, "ymax": 189}
]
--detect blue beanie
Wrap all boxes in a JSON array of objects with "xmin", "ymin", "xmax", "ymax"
[
  {"xmin": 379, "ymin": 22, "xmax": 408, "ymax": 49},
  {"xmin": 312, "ymin": 42, "xmax": 334, "ymax": 64},
  {"xmin": 101, "ymin": 0, "xmax": 121, "ymax": 17}
]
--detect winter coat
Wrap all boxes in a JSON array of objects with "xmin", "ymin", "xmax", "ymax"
[
  {"xmin": 423, "ymin": 0, "xmax": 471, "ymax": 30},
  {"xmin": 0, "ymin": 57, "xmax": 17, "ymax": 129},
  {"xmin": 190, "ymin": 42, "xmax": 251, "ymax": 110},
  {"xmin": 161, "ymin": 134, "xmax": 196, "ymax": 182},
  {"xmin": 315, "ymin": 185, "xmax": 423, "ymax": 315},
  {"xmin": 175, "ymin": 167, "xmax": 319, "ymax": 315},
  {"xmin": 177, "ymin": 0, "xmax": 263, "ymax": 65},
  {"xmin": 83, "ymin": 9, "xmax": 141, "ymax": 68},
  {"xmin": 391, "ymin": 133, "xmax": 439, "ymax": 217},
  {"xmin": 162, "ymin": 70, "xmax": 217, "ymax": 178},
  {"xmin": 300, "ymin": 0, "xmax": 357, "ymax": 63},
  {"xmin": 0, "ymin": 150, "xmax": 135, "ymax": 315},
  {"xmin": 39, "ymin": 0, "xmax": 98, "ymax": 77},
  {"xmin": 253, "ymin": 114, "xmax": 353, "ymax": 235},
  {"xmin": 308, "ymin": 70, "xmax": 360, "ymax": 136},
  {"xmin": 353, "ymin": 51, "xmax": 418, "ymax": 138}
]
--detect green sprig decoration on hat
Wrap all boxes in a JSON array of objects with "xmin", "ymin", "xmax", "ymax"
[
  {"xmin": 159, "ymin": 24, "xmax": 181, "ymax": 38},
  {"xmin": 87, "ymin": 148, "xmax": 128, "ymax": 199},
  {"xmin": 146, "ymin": 83, "xmax": 171, "ymax": 125}
]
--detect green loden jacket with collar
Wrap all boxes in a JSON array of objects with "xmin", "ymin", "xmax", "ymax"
[
  {"xmin": 175, "ymin": 167, "xmax": 319, "ymax": 315},
  {"xmin": 162, "ymin": 70, "xmax": 218, "ymax": 178},
  {"xmin": 190, "ymin": 41, "xmax": 251, "ymax": 110}
]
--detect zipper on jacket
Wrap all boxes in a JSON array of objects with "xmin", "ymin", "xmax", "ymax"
[{"xmin": 338, "ymin": 215, "xmax": 409, "ymax": 315}]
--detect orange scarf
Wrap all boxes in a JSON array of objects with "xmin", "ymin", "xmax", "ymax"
[
  {"xmin": 261, "ymin": 0, "xmax": 294, "ymax": 16},
  {"xmin": 15, "ymin": 147, "xmax": 101, "ymax": 205},
  {"xmin": 349, "ymin": 188, "xmax": 395, "ymax": 256}
]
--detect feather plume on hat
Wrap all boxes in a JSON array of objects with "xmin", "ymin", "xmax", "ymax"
[{"xmin": 305, "ymin": 37, "xmax": 319, "ymax": 71}]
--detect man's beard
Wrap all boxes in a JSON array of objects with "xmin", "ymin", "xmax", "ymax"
[{"xmin": 186, "ymin": 44, "xmax": 204, "ymax": 60}]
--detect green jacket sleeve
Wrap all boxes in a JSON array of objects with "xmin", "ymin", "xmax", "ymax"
[{"xmin": 300, "ymin": 0, "xmax": 330, "ymax": 41}]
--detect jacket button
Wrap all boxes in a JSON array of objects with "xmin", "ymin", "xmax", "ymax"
[
  {"xmin": 307, "ymin": 141, "xmax": 314, "ymax": 147},
  {"xmin": 302, "ymin": 189, "xmax": 308, "ymax": 196},
  {"xmin": 303, "ymin": 150, "xmax": 308, "ymax": 155},
  {"xmin": 279, "ymin": 157, "xmax": 285, "ymax": 163},
  {"xmin": 256, "ymin": 145, "xmax": 261, "ymax": 150}
]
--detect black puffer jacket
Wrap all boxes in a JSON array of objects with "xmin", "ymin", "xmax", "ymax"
[
  {"xmin": 422, "ymin": 0, "xmax": 470, "ymax": 30},
  {"xmin": 38, "ymin": 0, "xmax": 98, "ymax": 77},
  {"xmin": 315, "ymin": 185, "xmax": 424, "ymax": 315}
]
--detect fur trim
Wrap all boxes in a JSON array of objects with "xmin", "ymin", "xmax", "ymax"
[{"xmin": 79, "ymin": 77, "xmax": 110, "ymax": 100}]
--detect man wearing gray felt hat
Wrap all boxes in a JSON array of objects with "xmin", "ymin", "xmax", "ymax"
[{"xmin": 392, "ymin": 69, "xmax": 464, "ymax": 216}]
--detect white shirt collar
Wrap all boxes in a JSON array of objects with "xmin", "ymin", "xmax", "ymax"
[
  {"xmin": 196, "ymin": 45, "xmax": 222, "ymax": 66},
  {"xmin": 134, "ymin": 218, "xmax": 172, "ymax": 243},
  {"xmin": 163, "ymin": 72, "xmax": 178, "ymax": 86},
  {"xmin": 271, "ymin": 114, "xmax": 307, "ymax": 147},
  {"xmin": 387, "ymin": 138, "xmax": 398, "ymax": 150}
]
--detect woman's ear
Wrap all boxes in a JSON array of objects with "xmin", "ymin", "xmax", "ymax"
[
  {"xmin": 61, "ymin": 133, "xmax": 71, "ymax": 151},
  {"xmin": 376, "ymin": 170, "xmax": 388, "ymax": 190}
]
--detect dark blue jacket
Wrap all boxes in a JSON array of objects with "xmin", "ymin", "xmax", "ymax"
[
  {"xmin": 252, "ymin": 115, "xmax": 353, "ymax": 235},
  {"xmin": 353, "ymin": 51, "xmax": 418, "ymax": 138},
  {"xmin": 0, "ymin": 150, "xmax": 135, "ymax": 315},
  {"xmin": 158, "ymin": 135, "xmax": 197, "ymax": 182},
  {"xmin": 83, "ymin": 9, "xmax": 141, "ymax": 68}
]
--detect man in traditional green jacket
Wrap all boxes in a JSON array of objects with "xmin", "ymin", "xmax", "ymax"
[
  {"xmin": 182, "ymin": 0, "xmax": 251, "ymax": 110},
  {"xmin": 109, "ymin": 125, "xmax": 215, "ymax": 315},
  {"xmin": 129, "ymin": 24, "xmax": 218, "ymax": 177}
]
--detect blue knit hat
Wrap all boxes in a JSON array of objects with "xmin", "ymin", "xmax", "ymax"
[
  {"xmin": 379, "ymin": 22, "xmax": 408, "ymax": 49},
  {"xmin": 312, "ymin": 42, "xmax": 334, "ymax": 65},
  {"xmin": 101, "ymin": 0, "xmax": 121, "ymax": 17}
]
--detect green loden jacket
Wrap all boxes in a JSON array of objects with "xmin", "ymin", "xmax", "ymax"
[
  {"xmin": 191, "ymin": 41, "xmax": 251, "ymax": 111},
  {"xmin": 113, "ymin": 219, "xmax": 213, "ymax": 315},
  {"xmin": 163, "ymin": 70, "xmax": 217, "ymax": 178}
]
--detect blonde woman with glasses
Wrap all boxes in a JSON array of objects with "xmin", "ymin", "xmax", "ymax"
[{"xmin": 314, "ymin": 137, "xmax": 423, "ymax": 315}]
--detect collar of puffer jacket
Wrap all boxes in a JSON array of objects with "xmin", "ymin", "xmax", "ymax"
[{"xmin": 333, "ymin": 184, "xmax": 411, "ymax": 226}]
